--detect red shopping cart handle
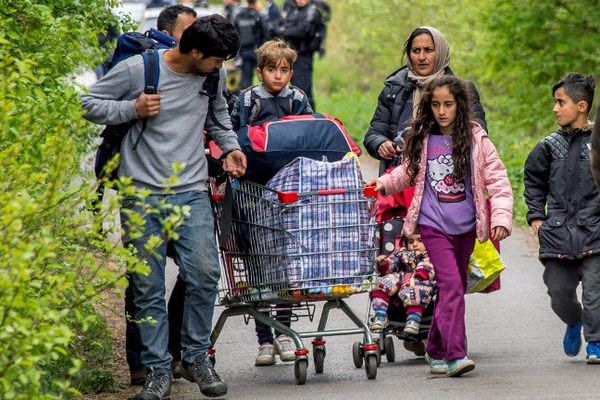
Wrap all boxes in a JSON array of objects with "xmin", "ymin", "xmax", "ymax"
[{"xmin": 276, "ymin": 187, "xmax": 378, "ymax": 203}]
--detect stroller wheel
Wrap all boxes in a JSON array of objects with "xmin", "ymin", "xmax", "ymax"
[{"xmin": 403, "ymin": 340, "xmax": 426, "ymax": 357}]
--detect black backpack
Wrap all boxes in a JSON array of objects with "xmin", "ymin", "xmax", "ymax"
[
  {"xmin": 234, "ymin": 8, "xmax": 263, "ymax": 47},
  {"xmin": 94, "ymin": 29, "xmax": 176, "ymax": 181}
]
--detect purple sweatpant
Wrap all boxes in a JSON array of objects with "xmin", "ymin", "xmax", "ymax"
[{"xmin": 420, "ymin": 225, "xmax": 476, "ymax": 361}]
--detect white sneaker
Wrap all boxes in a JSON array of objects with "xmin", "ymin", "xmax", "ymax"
[
  {"xmin": 255, "ymin": 343, "xmax": 275, "ymax": 366},
  {"xmin": 404, "ymin": 319, "xmax": 420, "ymax": 335},
  {"xmin": 274, "ymin": 335, "xmax": 296, "ymax": 362}
]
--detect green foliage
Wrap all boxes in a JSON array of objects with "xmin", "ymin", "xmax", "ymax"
[
  {"xmin": 0, "ymin": 1, "xmax": 165, "ymax": 398},
  {"xmin": 315, "ymin": 0, "xmax": 599, "ymax": 223}
]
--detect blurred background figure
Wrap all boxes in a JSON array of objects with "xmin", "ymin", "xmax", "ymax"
[
  {"xmin": 263, "ymin": 0, "xmax": 284, "ymax": 38},
  {"xmin": 282, "ymin": 0, "xmax": 324, "ymax": 109},
  {"xmin": 224, "ymin": 0, "xmax": 243, "ymax": 22},
  {"xmin": 234, "ymin": 0, "xmax": 269, "ymax": 90}
]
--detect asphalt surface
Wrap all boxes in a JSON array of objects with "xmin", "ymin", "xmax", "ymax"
[{"xmin": 161, "ymin": 227, "xmax": 597, "ymax": 400}]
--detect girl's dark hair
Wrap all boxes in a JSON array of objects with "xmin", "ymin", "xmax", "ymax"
[
  {"xmin": 179, "ymin": 14, "xmax": 239, "ymax": 59},
  {"xmin": 403, "ymin": 75, "xmax": 473, "ymax": 185}
]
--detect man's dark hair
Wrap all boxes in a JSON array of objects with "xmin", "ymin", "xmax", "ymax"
[
  {"xmin": 247, "ymin": 0, "xmax": 257, "ymax": 5},
  {"xmin": 179, "ymin": 15, "xmax": 240, "ymax": 59},
  {"xmin": 157, "ymin": 5, "xmax": 197, "ymax": 35},
  {"xmin": 552, "ymin": 73, "xmax": 596, "ymax": 115}
]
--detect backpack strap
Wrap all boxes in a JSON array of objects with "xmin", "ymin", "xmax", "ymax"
[
  {"xmin": 236, "ymin": 86, "xmax": 260, "ymax": 126},
  {"xmin": 201, "ymin": 70, "xmax": 231, "ymax": 132},
  {"xmin": 132, "ymin": 49, "xmax": 160, "ymax": 151}
]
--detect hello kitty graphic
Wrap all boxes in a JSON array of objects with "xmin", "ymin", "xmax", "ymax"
[{"xmin": 427, "ymin": 155, "xmax": 466, "ymax": 203}]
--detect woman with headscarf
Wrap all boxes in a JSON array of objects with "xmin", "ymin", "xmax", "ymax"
[{"xmin": 363, "ymin": 26, "xmax": 487, "ymax": 176}]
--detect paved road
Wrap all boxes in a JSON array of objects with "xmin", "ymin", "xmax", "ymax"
[{"xmin": 164, "ymin": 228, "xmax": 598, "ymax": 399}]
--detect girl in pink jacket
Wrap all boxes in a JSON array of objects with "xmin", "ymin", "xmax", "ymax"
[{"xmin": 371, "ymin": 75, "xmax": 513, "ymax": 377}]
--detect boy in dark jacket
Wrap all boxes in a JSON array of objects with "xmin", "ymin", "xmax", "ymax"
[
  {"xmin": 524, "ymin": 73, "xmax": 599, "ymax": 364},
  {"xmin": 230, "ymin": 39, "xmax": 312, "ymax": 367}
]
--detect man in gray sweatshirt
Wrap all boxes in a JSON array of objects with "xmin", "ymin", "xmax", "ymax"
[{"xmin": 81, "ymin": 15, "xmax": 245, "ymax": 400}]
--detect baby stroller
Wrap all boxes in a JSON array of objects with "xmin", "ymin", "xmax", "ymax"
[{"xmin": 359, "ymin": 198, "xmax": 437, "ymax": 365}]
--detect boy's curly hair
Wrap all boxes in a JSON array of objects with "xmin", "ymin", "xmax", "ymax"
[
  {"xmin": 403, "ymin": 75, "xmax": 473, "ymax": 185},
  {"xmin": 256, "ymin": 39, "xmax": 297, "ymax": 69}
]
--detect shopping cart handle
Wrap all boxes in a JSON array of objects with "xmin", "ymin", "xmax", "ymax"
[
  {"xmin": 364, "ymin": 186, "xmax": 377, "ymax": 198},
  {"xmin": 276, "ymin": 187, "xmax": 378, "ymax": 203}
]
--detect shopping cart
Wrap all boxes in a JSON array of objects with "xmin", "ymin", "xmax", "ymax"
[{"xmin": 208, "ymin": 179, "xmax": 380, "ymax": 384}]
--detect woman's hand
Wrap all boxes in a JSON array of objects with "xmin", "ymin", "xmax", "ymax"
[
  {"xmin": 490, "ymin": 226, "xmax": 509, "ymax": 242},
  {"xmin": 367, "ymin": 179, "xmax": 385, "ymax": 195},
  {"xmin": 377, "ymin": 140, "xmax": 398, "ymax": 160}
]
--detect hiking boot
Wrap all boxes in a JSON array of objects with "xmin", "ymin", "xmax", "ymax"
[
  {"xmin": 404, "ymin": 319, "xmax": 421, "ymax": 335},
  {"xmin": 255, "ymin": 343, "xmax": 276, "ymax": 366},
  {"xmin": 563, "ymin": 323, "xmax": 582, "ymax": 357},
  {"xmin": 586, "ymin": 341, "xmax": 600, "ymax": 364},
  {"xmin": 132, "ymin": 368, "xmax": 172, "ymax": 400},
  {"xmin": 447, "ymin": 357, "xmax": 475, "ymax": 377},
  {"xmin": 369, "ymin": 313, "xmax": 389, "ymax": 332},
  {"xmin": 130, "ymin": 368, "xmax": 146, "ymax": 386},
  {"xmin": 184, "ymin": 354, "xmax": 227, "ymax": 398},
  {"xmin": 171, "ymin": 360, "xmax": 192, "ymax": 381},
  {"xmin": 425, "ymin": 353, "xmax": 447, "ymax": 374},
  {"xmin": 274, "ymin": 335, "xmax": 296, "ymax": 362}
]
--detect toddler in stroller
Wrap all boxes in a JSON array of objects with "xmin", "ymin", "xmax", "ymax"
[{"xmin": 370, "ymin": 228, "xmax": 436, "ymax": 355}]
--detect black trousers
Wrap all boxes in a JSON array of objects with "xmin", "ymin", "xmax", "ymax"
[
  {"xmin": 290, "ymin": 53, "xmax": 315, "ymax": 110},
  {"xmin": 543, "ymin": 255, "xmax": 600, "ymax": 342}
]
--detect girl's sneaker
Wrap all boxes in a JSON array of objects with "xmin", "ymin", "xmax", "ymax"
[
  {"xmin": 586, "ymin": 341, "xmax": 600, "ymax": 364},
  {"xmin": 447, "ymin": 357, "xmax": 475, "ymax": 377},
  {"xmin": 425, "ymin": 353, "xmax": 448, "ymax": 374}
]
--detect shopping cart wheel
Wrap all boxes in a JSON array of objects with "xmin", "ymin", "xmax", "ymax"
[
  {"xmin": 365, "ymin": 354, "xmax": 378, "ymax": 380},
  {"xmin": 294, "ymin": 359, "xmax": 308, "ymax": 385},
  {"xmin": 352, "ymin": 341, "xmax": 363, "ymax": 368},
  {"xmin": 384, "ymin": 336, "xmax": 395, "ymax": 363},
  {"xmin": 313, "ymin": 347, "xmax": 325, "ymax": 374}
]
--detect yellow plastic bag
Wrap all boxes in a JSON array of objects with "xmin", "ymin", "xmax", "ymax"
[{"xmin": 467, "ymin": 239, "xmax": 505, "ymax": 294}]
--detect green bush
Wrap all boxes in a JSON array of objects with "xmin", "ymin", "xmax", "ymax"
[{"xmin": 0, "ymin": 1, "xmax": 141, "ymax": 398}]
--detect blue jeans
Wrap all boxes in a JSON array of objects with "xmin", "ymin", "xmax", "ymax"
[{"xmin": 121, "ymin": 190, "xmax": 220, "ymax": 370}]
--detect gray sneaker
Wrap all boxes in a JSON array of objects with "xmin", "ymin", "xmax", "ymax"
[
  {"xmin": 255, "ymin": 343, "xmax": 276, "ymax": 366},
  {"xmin": 404, "ymin": 319, "xmax": 420, "ymax": 335},
  {"xmin": 132, "ymin": 368, "xmax": 172, "ymax": 400},
  {"xmin": 274, "ymin": 335, "xmax": 296, "ymax": 362},
  {"xmin": 184, "ymin": 354, "xmax": 227, "ymax": 398}
]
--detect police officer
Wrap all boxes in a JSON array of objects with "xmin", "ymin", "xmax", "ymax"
[{"xmin": 282, "ymin": 0, "xmax": 323, "ymax": 109}]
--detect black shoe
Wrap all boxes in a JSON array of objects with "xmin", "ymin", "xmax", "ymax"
[
  {"xmin": 130, "ymin": 368, "xmax": 146, "ymax": 386},
  {"xmin": 131, "ymin": 368, "xmax": 172, "ymax": 400},
  {"xmin": 184, "ymin": 354, "xmax": 227, "ymax": 398},
  {"xmin": 171, "ymin": 360, "xmax": 193, "ymax": 382}
]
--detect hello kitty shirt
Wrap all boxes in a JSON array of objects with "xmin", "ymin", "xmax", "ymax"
[{"xmin": 417, "ymin": 132, "xmax": 476, "ymax": 234}]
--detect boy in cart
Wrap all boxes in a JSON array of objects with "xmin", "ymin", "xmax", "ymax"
[
  {"xmin": 230, "ymin": 39, "xmax": 313, "ymax": 366},
  {"xmin": 370, "ymin": 230, "xmax": 436, "ymax": 337}
]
